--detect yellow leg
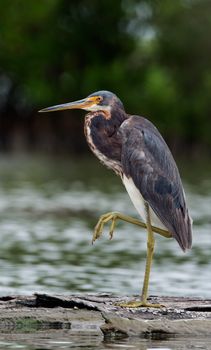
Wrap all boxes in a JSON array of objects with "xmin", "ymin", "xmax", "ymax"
[
  {"xmin": 92, "ymin": 211, "xmax": 171, "ymax": 244},
  {"xmin": 92, "ymin": 208, "xmax": 168, "ymax": 308},
  {"xmin": 119, "ymin": 203, "xmax": 162, "ymax": 308},
  {"xmin": 142, "ymin": 203, "xmax": 155, "ymax": 303}
]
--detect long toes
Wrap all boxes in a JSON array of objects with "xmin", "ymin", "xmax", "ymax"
[{"xmin": 92, "ymin": 233, "xmax": 100, "ymax": 243}]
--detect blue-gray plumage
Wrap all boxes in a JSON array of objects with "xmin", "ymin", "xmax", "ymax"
[{"xmin": 120, "ymin": 116, "xmax": 192, "ymax": 251}]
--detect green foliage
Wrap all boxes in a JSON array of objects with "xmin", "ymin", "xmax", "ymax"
[
  {"xmin": 151, "ymin": 0, "xmax": 211, "ymax": 144},
  {"xmin": 0, "ymin": 0, "xmax": 211, "ymax": 149}
]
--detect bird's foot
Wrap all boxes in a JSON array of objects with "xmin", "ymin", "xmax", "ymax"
[
  {"xmin": 117, "ymin": 300, "xmax": 164, "ymax": 308},
  {"xmin": 92, "ymin": 211, "xmax": 119, "ymax": 244}
]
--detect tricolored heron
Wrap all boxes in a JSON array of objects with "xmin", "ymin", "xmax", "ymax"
[{"xmin": 39, "ymin": 91, "xmax": 192, "ymax": 308}]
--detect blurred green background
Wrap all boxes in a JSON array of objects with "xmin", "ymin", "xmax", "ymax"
[{"xmin": 1, "ymin": 0, "xmax": 211, "ymax": 155}]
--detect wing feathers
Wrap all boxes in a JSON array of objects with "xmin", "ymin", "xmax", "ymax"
[{"xmin": 120, "ymin": 116, "xmax": 192, "ymax": 251}]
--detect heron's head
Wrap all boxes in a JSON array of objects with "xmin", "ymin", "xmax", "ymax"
[{"xmin": 39, "ymin": 90, "xmax": 124, "ymax": 114}]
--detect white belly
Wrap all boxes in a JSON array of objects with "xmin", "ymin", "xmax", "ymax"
[{"xmin": 122, "ymin": 175, "xmax": 167, "ymax": 230}]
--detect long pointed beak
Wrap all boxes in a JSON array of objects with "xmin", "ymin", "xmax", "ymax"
[{"xmin": 38, "ymin": 97, "xmax": 95, "ymax": 113}]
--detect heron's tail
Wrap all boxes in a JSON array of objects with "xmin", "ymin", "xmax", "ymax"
[{"xmin": 175, "ymin": 210, "xmax": 193, "ymax": 252}]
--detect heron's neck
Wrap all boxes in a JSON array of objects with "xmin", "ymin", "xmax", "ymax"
[
  {"xmin": 84, "ymin": 109, "xmax": 127, "ymax": 174},
  {"xmin": 110, "ymin": 107, "xmax": 128, "ymax": 124}
]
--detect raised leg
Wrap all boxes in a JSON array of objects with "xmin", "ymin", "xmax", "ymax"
[{"xmin": 92, "ymin": 211, "xmax": 171, "ymax": 244}]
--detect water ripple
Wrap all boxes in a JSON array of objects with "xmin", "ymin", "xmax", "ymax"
[{"xmin": 0, "ymin": 156, "xmax": 210, "ymax": 298}]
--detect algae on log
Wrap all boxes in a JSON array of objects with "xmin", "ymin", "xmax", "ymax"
[{"xmin": 0, "ymin": 293, "xmax": 211, "ymax": 337}]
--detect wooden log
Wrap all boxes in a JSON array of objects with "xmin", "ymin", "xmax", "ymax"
[{"xmin": 0, "ymin": 293, "xmax": 211, "ymax": 337}]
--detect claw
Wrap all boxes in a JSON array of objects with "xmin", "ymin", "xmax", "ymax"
[
  {"xmin": 109, "ymin": 215, "xmax": 117, "ymax": 240},
  {"xmin": 92, "ymin": 212, "xmax": 119, "ymax": 244}
]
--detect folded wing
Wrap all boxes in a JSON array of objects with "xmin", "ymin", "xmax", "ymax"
[{"xmin": 120, "ymin": 116, "xmax": 192, "ymax": 251}]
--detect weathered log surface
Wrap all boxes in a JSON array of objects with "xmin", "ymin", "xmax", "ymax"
[{"xmin": 0, "ymin": 293, "xmax": 211, "ymax": 337}]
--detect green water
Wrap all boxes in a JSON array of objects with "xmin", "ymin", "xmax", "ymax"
[{"xmin": 0, "ymin": 154, "xmax": 210, "ymax": 349}]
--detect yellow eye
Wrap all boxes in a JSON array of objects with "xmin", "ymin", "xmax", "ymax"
[{"xmin": 96, "ymin": 96, "xmax": 102, "ymax": 104}]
